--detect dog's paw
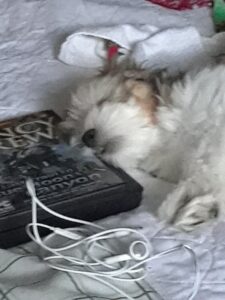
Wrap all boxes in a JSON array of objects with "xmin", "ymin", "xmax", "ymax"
[
  {"xmin": 158, "ymin": 185, "xmax": 218, "ymax": 231},
  {"xmin": 173, "ymin": 195, "xmax": 218, "ymax": 231}
]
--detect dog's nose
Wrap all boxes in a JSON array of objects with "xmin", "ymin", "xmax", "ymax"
[{"xmin": 82, "ymin": 129, "xmax": 96, "ymax": 148}]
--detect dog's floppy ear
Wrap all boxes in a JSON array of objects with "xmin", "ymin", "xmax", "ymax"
[{"xmin": 125, "ymin": 79, "xmax": 159, "ymax": 124}]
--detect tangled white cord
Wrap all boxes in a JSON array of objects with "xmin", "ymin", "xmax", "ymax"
[{"xmin": 25, "ymin": 178, "xmax": 201, "ymax": 300}]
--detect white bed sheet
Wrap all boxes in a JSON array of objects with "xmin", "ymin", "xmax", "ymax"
[
  {"xmin": 0, "ymin": 0, "xmax": 214, "ymax": 121},
  {"xmin": 1, "ymin": 1, "xmax": 224, "ymax": 300}
]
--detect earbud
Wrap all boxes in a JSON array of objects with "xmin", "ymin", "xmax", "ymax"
[
  {"xmin": 104, "ymin": 254, "xmax": 131, "ymax": 264},
  {"xmin": 54, "ymin": 228, "xmax": 83, "ymax": 240}
]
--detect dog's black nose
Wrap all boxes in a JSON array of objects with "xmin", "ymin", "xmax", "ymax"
[{"xmin": 82, "ymin": 129, "xmax": 96, "ymax": 148}]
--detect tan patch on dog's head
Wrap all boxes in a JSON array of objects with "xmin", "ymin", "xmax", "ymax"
[{"xmin": 124, "ymin": 79, "xmax": 158, "ymax": 124}]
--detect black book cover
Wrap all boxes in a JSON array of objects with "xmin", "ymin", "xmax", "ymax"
[{"xmin": 0, "ymin": 111, "xmax": 142, "ymax": 248}]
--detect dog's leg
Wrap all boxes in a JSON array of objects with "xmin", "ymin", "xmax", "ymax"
[
  {"xmin": 158, "ymin": 181, "xmax": 218, "ymax": 231},
  {"xmin": 172, "ymin": 194, "xmax": 218, "ymax": 231}
]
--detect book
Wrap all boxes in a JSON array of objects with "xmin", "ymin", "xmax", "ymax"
[{"xmin": 0, "ymin": 110, "xmax": 143, "ymax": 248}]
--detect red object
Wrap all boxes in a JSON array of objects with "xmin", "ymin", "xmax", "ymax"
[
  {"xmin": 107, "ymin": 44, "xmax": 119, "ymax": 61},
  {"xmin": 146, "ymin": 0, "xmax": 212, "ymax": 10}
]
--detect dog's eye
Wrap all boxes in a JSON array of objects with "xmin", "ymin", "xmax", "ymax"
[
  {"xmin": 97, "ymin": 98, "xmax": 107, "ymax": 107},
  {"xmin": 82, "ymin": 129, "xmax": 96, "ymax": 148}
]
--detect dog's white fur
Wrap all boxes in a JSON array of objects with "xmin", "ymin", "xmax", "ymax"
[{"xmin": 61, "ymin": 65, "xmax": 225, "ymax": 231}]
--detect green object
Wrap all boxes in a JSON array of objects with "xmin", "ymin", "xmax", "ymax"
[{"xmin": 213, "ymin": 0, "xmax": 225, "ymax": 30}]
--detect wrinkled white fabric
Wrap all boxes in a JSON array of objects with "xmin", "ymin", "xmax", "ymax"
[
  {"xmin": 100, "ymin": 208, "xmax": 225, "ymax": 300},
  {"xmin": 59, "ymin": 25, "xmax": 210, "ymax": 75},
  {"xmin": 1, "ymin": 1, "xmax": 225, "ymax": 300},
  {"xmin": 0, "ymin": 0, "xmax": 214, "ymax": 121},
  {"xmin": 1, "ymin": 207, "xmax": 225, "ymax": 300}
]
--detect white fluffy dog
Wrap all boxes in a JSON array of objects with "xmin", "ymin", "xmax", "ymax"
[{"xmin": 59, "ymin": 64, "xmax": 225, "ymax": 231}]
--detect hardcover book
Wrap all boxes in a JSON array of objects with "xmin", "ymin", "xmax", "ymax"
[{"xmin": 0, "ymin": 110, "xmax": 143, "ymax": 248}]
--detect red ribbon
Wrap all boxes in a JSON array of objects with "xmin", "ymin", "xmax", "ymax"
[
  {"xmin": 107, "ymin": 45, "xmax": 119, "ymax": 61},
  {"xmin": 145, "ymin": 0, "xmax": 212, "ymax": 10}
]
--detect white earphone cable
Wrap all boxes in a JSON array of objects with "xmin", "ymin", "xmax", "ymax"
[{"xmin": 25, "ymin": 178, "xmax": 202, "ymax": 300}]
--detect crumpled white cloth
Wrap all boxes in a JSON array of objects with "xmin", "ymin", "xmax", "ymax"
[
  {"xmin": 58, "ymin": 24, "xmax": 224, "ymax": 76},
  {"xmin": 99, "ymin": 208, "xmax": 225, "ymax": 300},
  {"xmin": 0, "ymin": 0, "xmax": 215, "ymax": 121},
  {"xmin": 1, "ymin": 206, "xmax": 225, "ymax": 300}
]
